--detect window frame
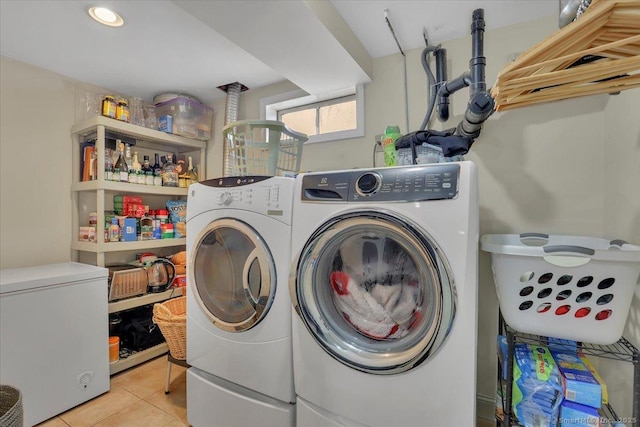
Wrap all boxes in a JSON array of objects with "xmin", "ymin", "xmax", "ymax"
[{"xmin": 260, "ymin": 84, "xmax": 364, "ymax": 144}]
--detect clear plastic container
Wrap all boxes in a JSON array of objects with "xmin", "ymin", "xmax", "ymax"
[{"xmin": 154, "ymin": 96, "xmax": 213, "ymax": 140}]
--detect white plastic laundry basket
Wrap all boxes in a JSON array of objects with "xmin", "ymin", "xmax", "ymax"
[{"xmin": 481, "ymin": 233, "xmax": 640, "ymax": 345}]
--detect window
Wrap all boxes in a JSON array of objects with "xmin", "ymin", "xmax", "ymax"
[{"xmin": 261, "ymin": 85, "xmax": 364, "ymax": 144}]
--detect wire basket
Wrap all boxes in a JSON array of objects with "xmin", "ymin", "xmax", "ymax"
[
  {"xmin": 481, "ymin": 233, "xmax": 640, "ymax": 345},
  {"xmin": 223, "ymin": 120, "xmax": 308, "ymax": 176},
  {"xmin": 152, "ymin": 296, "xmax": 186, "ymax": 360}
]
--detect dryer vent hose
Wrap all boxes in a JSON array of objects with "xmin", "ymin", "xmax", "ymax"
[{"xmin": 223, "ymin": 82, "xmax": 243, "ymax": 177}]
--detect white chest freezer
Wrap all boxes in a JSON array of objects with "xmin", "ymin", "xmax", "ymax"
[{"xmin": 0, "ymin": 262, "xmax": 110, "ymax": 426}]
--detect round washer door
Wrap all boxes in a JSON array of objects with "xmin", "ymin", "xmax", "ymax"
[
  {"xmin": 191, "ymin": 218, "xmax": 275, "ymax": 332},
  {"xmin": 290, "ymin": 210, "xmax": 455, "ymax": 374}
]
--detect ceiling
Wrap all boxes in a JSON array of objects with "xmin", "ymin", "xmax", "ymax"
[{"xmin": 0, "ymin": 1, "xmax": 559, "ymax": 105}]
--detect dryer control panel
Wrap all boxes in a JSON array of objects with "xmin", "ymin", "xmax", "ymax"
[
  {"xmin": 193, "ymin": 176, "xmax": 294, "ymax": 221},
  {"xmin": 301, "ymin": 164, "xmax": 459, "ymax": 202}
]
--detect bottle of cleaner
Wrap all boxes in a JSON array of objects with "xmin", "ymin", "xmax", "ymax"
[
  {"xmin": 109, "ymin": 217, "xmax": 120, "ymax": 242},
  {"xmin": 382, "ymin": 125, "xmax": 401, "ymax": 167}
]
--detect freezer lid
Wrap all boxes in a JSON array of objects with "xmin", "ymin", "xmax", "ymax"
[{"xmin": 0, "ymin": 262, "xmax": 108, "ymax": 294}]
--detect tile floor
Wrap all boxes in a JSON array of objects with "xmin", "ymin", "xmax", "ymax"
[
  {"xmin": 36, "ymin": 356, "xmax": 188, "ymax": 427},
  {"xmin": 36, "ymin": 355, "xmax": 495, "ymax": 427}
]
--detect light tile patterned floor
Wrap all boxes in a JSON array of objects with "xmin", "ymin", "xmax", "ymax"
[
  {"xmin": 36, "ymin": 355, "xmax": 495, "ymax": 427},
  {"xmin": 36, "ymin": 356, "xmax": 188, "ymax": 427}
]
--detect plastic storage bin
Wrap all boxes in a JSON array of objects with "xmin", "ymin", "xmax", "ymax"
[
  {"xmin": 223, "ymin": 119, "xmax": 308, "ymax": 176},
  {"xmin": 154, "ymin": 96, "xmax": 213, "ymax": 141},
  {"xmin": 481, "ymin": 233, "xmax": 640, "ymax": 344}
]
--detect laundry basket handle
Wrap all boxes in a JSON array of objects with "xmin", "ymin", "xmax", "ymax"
[
  {"xmin": 520, "ymin": 232, "xmax": 549, "ymax": 239},
  {"xmin": 543, "ymin": 245, "xmax": 595, "ymax": 256},
  {"xmin": 610, "ymin": 239, "xmax": 628, "ymax": 248},
  {"xmin": 222, "ymin": 119, "xmax": 309, "ymax": 143}
]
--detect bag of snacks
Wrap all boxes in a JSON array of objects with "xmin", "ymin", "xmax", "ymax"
[{"xmin": 166, "ymin": 200, "xmax": 187, "ymax": 238}]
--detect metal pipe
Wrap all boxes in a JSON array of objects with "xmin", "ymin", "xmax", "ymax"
[
  {"xmin": 469, "ymin": 8, "xmax": 486, "ymax": 96},
  {"xmin": 384, "ymin": 9, "xmax": 409, "ymax": 133},
  {"xmin": 384, "ymin": 9, "xmax": 404, "ymax": 56},
  {"xmin": 456, "ymin": 91, "xmax": 494, "ymax": 138},
  {"xmin": 434, "ymin": 48, "xmax": 449, "ymax": 122},
  {"xmin": 436, "ymin": 72, "xmax": 471, "ymax": 122},
  {"xmin": 435, "ymin": 48, "xmax": 447, "ymax": 90},
  {"xmin": 455, "ymin": 8, "xmax": 494, "ymax": 139}
]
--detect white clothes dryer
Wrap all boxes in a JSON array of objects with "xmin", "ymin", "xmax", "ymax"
[
  {"xmin": 186, "ymin": 176, "xmax": 296, "ymax": 427},
  {"xmin": 289, "ymin": 162, "xmax": 479, "ymax": 427}
]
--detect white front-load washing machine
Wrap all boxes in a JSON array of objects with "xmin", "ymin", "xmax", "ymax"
[
  {"xmin": 186, "ymin": 175, "xmax": 296, "ymax": 427},
  {"xmin": 289, "ymin": 162, "xmax": 479, "ymax": 426}
]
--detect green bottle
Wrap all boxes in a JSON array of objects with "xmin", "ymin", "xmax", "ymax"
[{"xmin": 382, "ymin": 125, "xmax": 402, "ymax": 167}]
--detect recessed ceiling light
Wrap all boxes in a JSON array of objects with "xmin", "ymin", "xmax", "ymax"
[{"xmin": 88, "ymin": 6, "xmax": 124, "ymax": 27}]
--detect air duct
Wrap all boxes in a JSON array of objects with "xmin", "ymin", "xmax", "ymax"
[{"xmin": 217, "ymin": 82, "xmax": 248, "ymax": 176}]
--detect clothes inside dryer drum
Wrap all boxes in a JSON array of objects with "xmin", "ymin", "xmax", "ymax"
[
  {"xmin": 293, "ymin": 212, "xmax": 455, "ymax": 373},
  {"xmin": 192, "ymin": 222, "xmax": 274, "ymax": 331},
  {"xmin": 330, "ymin": 234, "xmax": 421, "ymax": 339}
]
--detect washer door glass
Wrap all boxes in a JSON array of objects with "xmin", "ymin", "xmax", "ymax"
[
  {"xmin": 192, "ymin": 218, "xmax": 275, "ymax": 332},
  {"xmin": 291, "ymin": 211, "xmax": 455, "ymax": 374}
]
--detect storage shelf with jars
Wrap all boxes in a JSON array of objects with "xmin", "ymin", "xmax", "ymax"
[
  {"xmin": 71, "ymin": 116, "xmax": 203, "ymax": 374},
  {"xmin": 71, "ymin": 115, "xmax": 206, "ymax": 267}
]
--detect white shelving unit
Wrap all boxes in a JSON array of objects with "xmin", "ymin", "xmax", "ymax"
[
  {"xmin": 108, "ymin": 287, "xmax": 184, "ymax": 375},
  {"xmin": 108, "ymin": 287, "xmax": 182, "ymax": 314},
  {"xmin": 70, "ymin": 116, "xmax": 205, "ymax": 374},
  {"xmin": 110, "ymin": 343, "xmax": 170, "ymax": 376},
  {"xmin": 71, "ymin": 115, "xmax": 205, "ymax": 267}
]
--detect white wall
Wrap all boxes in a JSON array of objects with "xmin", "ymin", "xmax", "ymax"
[
  {"xmin": 1, "ymin": 12, "xmax": 638, "ymax": 421},
  {"xmin": 0, "ymin": 56, "xmax": 77, "ymax": 269},
  {"xmin": 599, "ymin": 89, "xmax": 640, "ymax": 420}
]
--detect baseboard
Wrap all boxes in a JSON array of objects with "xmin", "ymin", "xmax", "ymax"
[{"xmin": 477, "ymin": 393, "xmax": 495, "ymax": 421}]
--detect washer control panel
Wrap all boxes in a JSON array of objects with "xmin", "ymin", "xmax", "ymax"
[{"xmin": 301, "ymin": 164, "xmax": 459, "ymax": 202}]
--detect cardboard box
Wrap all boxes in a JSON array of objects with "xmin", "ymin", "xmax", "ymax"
[
  {"xmin": 560, "ymin": 401, "xmax": 601, "ymax": 427},
  {"xmin": 122, "ymin": 218, "xmax": 138, "ymax": 242},
  {"xmin": 579, "ymin": 354, "xmax": 609, "ymax": 405},
  {"xmin": 79, "ymin": 226, "xmax": 95, "ymax": 242},
  {"xmin": 551, "ymin": 350, "xmax": 602, "ymax": 409},
  {"xmin": 158, "ymin": 114, "xmax": 173, "ymax": 134},
  {"xmin": 547, "ymin": 337, "xmax": 578, "ymax": 353}
]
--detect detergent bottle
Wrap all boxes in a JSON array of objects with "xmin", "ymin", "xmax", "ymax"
[{"xmin": 382, "ymin": 125, "xmax": 402, "ymax": 167}]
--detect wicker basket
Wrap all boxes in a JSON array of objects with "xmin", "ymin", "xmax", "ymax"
[
  {"xmin": 0, "ymin": 385, "xmax": 23, "ymax": 427},
  {"xmin": 152, "ymin": 296, "xmax": 187, "ymax": 360}
]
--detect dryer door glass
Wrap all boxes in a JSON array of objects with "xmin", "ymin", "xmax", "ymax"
[
  {"xmin": 292, "ymin": 211, "xmax": 455, "ymax": 374},
  {"xmin": 192, "ymin": 218, "xmax": 275, "ymax": 332}
]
